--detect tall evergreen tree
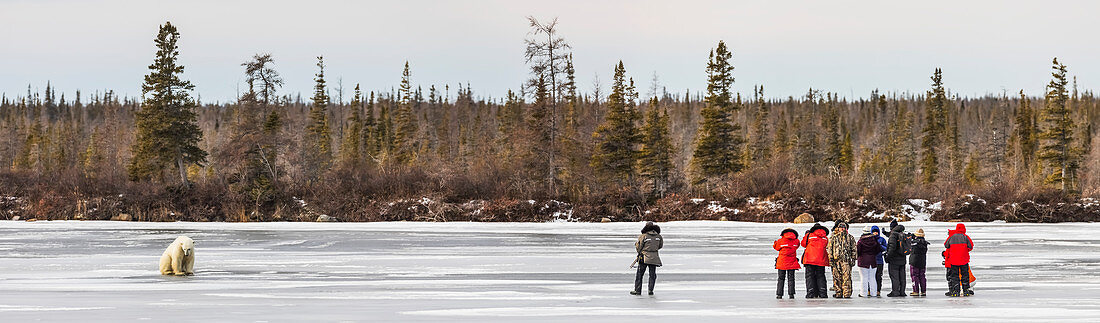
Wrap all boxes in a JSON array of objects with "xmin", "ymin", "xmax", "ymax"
[
  {"xmin": 638, "ymin": 97, "xmax": 674, "ymax": 197},
  {"xmin": 1038, "ymin": 58, "xmax": 1077, "ymax": 191},
  {"xmin": 747, "ymin": 85, "xmax": 771, "ymax": 167},
  {"xmin": 591, "ymin": 61, "xmax": 640, "ymax": 182},
  {"xmin": 823, "ymin": 93, "xmax": 842, "ymax": 172},
  {"xmin": 920, "ymin": 68, "xmax": 947, "ymax": 184},
  {"xmin": 1013, "ymin": 90, "xmax": 1038, "ymax": 178},
  {"xmin": 128, "ymin": 21, "xmax": 207, "ymax": 185},
  {"xmin": 339, "ymin": 84, "xmax": 364, "ymax": 167},
  {"xmin": 496, "ymin": 89, "xmax": 524, "ymax": 159},
  {"xmin": 393, "ymin": 62, "xmax": 419, "ymax": 164},
  {"xmin": 773, "ymin": 111, "xmax": 790, "ymax": 157},
  {"xmin": 363, "ymin": 92, "xmax": 377, "ymax": 158},
  {"xmin": 303, "ymin": 56, "xmax": 333, "ymax": 178},
  {"xmin": 793, "ymin": 90, "xmax": 821, "ymax": 174},
  {"xmin": 839, "ymin": 124, "xmax": 855, "ymax": 175},
  {"xmin": 691, "ymin": 40, "xmax": 742, "ymax": 183}
]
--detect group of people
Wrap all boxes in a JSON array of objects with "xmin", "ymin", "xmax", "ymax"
[
  {"xmin": 628, "ymin": 219, "xmax": 975, "ymax": 298},
  {"xmin": 774, "ymin": 218, "xmax": 975, "ymax": 299}
]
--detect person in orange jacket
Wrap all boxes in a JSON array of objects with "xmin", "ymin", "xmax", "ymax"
[
  {"xmin": 774, "ymin": 228, "xmax": 801, "ymax": 299},
  {"xmin": 801, "ymin": 222, "xmax": 830, "ymax": 298}
]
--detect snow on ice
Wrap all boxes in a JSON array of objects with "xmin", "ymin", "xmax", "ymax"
[{"xmin": 2, "ymin": 221, "xmax": 1100, "ymax": 321}]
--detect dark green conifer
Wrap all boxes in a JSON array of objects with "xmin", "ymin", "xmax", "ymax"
[
  {"xmin": 128, "ymin": 21, "xmax": 207, "ymax": 185},
  {"xmin": 690, "ymin": 41, "xmax": 743, "ymax": 183}
]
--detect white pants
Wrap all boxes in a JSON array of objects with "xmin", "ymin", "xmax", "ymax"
[{"xmin": 859, "ymin": 266, "xmax": 877, "ymax": 297}]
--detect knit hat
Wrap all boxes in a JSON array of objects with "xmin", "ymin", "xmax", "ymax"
[
  {"xmin": 862, "ymin": 226, "xmax": 872, "ymax": 234},
  {"xmin": 915, "ymin": 228, "xmax": 925, "ymax": 237}
]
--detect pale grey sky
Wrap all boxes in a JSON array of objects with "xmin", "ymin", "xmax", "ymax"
[{"xmin": 2, "ymin": 0, "xmax": 1098, "ymax": 103}]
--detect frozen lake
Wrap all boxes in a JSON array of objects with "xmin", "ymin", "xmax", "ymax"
[{"xmin": 2, "ymin": 221, "xmax": 1099, "ymax": 322}]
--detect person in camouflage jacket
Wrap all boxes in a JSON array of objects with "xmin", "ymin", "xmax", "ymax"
[{"xmin": 827, "ymin": 221, "xmax": 857, "ymax": 298}]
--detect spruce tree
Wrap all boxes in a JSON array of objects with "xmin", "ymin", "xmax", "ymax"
[
  {"xmin": 1013, "ymin": 90, "xmax": 1038, "ymax": 178},
  {"xmin": 392, "ymin": 62, "xmax": 419, "ymax": 164},
  {"xmin": 339, "ymin": 84, "xmax": 364, "ymax": 167},
  {"xmin": 947, "ymin": 106, "xmax": 963, "ymax": 176},
  {"xmin": 773, "ymin": 111, "xmax": 790, "ymax": 156},
  {"xmin": 793, "ymin": 90, "xmax": 821, "ymax": 174},
  {"xmin": 881, "ymin": 101, "xmax": 917, "ymax": 184},
  {"xmin": 496, "ymin": 89, "xmax": 524, "ymax": 159},
  {"xmin": 128, "ymin": 21, "xmax": 207, "ymax": 185},
  {"xmin": 432, "ymin": 85, "xmax": 451, "ymax": 161},
  {"xmin": 377, "ymin": 96, "xmax": 394, "ymax": 155},
  {"xmin": 303, "ymin": 56, "xmax": 333, "ymax": 178},
  {"xmin": 691, "ymin": 41, "xmax": 742, "ymax": 183},
  {"xmin": 638, "ymin": 97, "xmax": 674, "ymax": 196},
  {"xmin": 920, "ymin": 68, "xmax": 947, "ymax": 184},
  {"xmin": 363, "ymin": 92, "xmax": 377, "ymax": 158},
  {"xmin": 1038, "ymin": 58, "xmax": 1077, "ymax": 191},
  {"xmin": 824, "ymin": 93, "xmax": 842, "ymax": 172},
  {"xmin": 840, "ymin": 125, "xmax": 855, "ymax": 175},
  {"xmin": 748, "ymin": 86, "xmax": 771, "ymax": 168},
  {"xmin": 591, "ymin": 61, "xmax": 640, "ymax": 182}
]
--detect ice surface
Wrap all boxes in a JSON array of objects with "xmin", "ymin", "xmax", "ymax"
[{"xmin": 2, "ymin": 221, "xmax": 1100, "ymax": 321}]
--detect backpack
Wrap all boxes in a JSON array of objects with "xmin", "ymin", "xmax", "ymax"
[{"xmin": 900, "ymin": 233, "xmax": 913, "ymax": 255}]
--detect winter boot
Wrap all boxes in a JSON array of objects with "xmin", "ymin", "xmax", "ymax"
[
  {"xmin": 788, "ymin": 294, "xmax": 795, "ymax": 299},
  {"xmin": 909, "ymin": 291, "xmax": 920, "ymax": 296},
  {"xmin": 777, "ymin": 295, "xmax": 783, "ymax": 299},
  {"xmin": 630, "ymin": 291, "xmax": 641, "ymax": 295},
  {"xmin": 648, "ymin": 291, "xmax": 654, "ymax": 296},
  {"xmin": 920, "ymin": 292, "xmax": 926, "ymax": 297}
]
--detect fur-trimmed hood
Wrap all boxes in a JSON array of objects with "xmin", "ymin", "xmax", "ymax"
[
  {"xmin": 809, "ymin": 223, "xmax": 829, "ymax": 236},
  {"xmin": 832, "ymin": 221, "xmax": 849, "ymax": 232},
  {"xmin": 641, "ymin": 222, "xmax": 661, "ymax": 234},
  {"xmin": 781, "ymin": 228, "xmax": 799, "ymax": 239}
]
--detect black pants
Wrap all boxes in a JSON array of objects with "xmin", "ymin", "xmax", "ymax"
[
  {"xmin": 634, "ymin": 264, "xmax": 657, "ymax": 293},
  {"xmin": 777, "ymin": 269, "xmax": 796, "ymax": 296},
  {"xmin": 947, "ymin": 264, "xmax": 971, "ymax": 293},
  {"xmin": 888, "ymin": 263, "xmax": 906, "ymax": 295},
  {"xmin": 804, "ymin": 265, "xmax": 828, "ymax": 297},
  {"xmin": 874, "ymin": 264, "xmax": 884, "ymax": 294}
]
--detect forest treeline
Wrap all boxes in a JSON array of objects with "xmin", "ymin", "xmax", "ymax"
[{"xmin": 0, "ymin": 19, "xmax": 1097, "ymax": 222}]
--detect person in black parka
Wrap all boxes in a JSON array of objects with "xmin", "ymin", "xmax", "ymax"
[
  {"xmin": 885, "ymin": 223, "xmax": 908, "ymax": 297},
  {"xmin": 909, "ymin": 228, "xmax": 930, "ymax": 296}
]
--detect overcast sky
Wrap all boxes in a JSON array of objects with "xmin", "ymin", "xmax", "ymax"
[{"xmin": 2, "ymin": 0, "xmax": 1098, "ymax": 103}]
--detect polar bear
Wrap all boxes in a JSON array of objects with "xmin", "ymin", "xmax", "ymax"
[{"xmin": 159, "ymin": 236, "xmax": 195, "ymax": 276}]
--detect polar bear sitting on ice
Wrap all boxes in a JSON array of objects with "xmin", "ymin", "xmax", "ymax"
[{"xmin": 159, "ymin": 236, "xmax": 195, "ymax": 276}]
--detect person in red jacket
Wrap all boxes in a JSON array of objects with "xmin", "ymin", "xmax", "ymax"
[
  {"xmin": 774, "ymin": 228, "xmax": 801, "ymax": 299},
  {"xmin": 801, "ymin": 223, "xmax": 830, "ymax": 298},
  {"xmin": 944, "ymin": 223, "xmax": 974, "ymax": 297}
]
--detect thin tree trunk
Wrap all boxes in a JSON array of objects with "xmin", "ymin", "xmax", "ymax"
[{"xmin": 177, "ymin": 155, "xmax": 188, "ymax": 188}]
